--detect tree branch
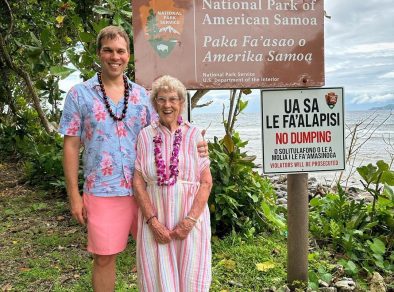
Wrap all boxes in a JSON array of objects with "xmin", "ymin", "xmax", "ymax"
[
  {"xmin": 193, "ymin": 100, "xmax": 213, "ymax": 108},
  {"xmin": 0, "ymin": 33, "xmax": 54, "ymax": 133},
  {"xmin": 191, "ymin": 89, "xmax": 210, "ymax": 109},
  {"xmin": 2, "ymin": 0, "xmax": 14, "ymax": 39}
]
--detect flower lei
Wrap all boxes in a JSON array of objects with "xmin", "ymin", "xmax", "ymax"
[{"xmin": 153, "ymin": 117, "xmax": 183, "ymax": 186}]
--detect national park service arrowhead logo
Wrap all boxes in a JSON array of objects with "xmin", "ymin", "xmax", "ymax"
[
  {"xmin": 139, "ymin": 0, "xmax": 185, "ymax": 58},
  {"xmin": 325, "ymin": 92, "xmax": 338, "ymax": 109}
]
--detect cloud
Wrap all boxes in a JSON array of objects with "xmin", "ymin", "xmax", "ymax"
[
  {"xmin": 324, "ymin": 1, "xmax": 394, "ymax": 109},
  {"xmin": 379, "ymin": 71, "xmax": 394, "ymax": 79},
  {"xmin": 351, "ymin": 93, "xmax": 394, "ymax": 104},
  {"xmin": 343, "ymin": 42, "xmax": 394, "ymax": 54}
]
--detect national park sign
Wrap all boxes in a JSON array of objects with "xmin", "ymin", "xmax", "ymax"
[{"xmin": 132, "ymin": 0, "xmax": 324, "ymax": 89}]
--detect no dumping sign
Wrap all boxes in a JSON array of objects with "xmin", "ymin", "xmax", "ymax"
[{"xmin": 261, "ymin": 87, "xmax": 345, "ymax": 174}]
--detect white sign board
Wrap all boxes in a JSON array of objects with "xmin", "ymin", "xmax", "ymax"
[{"xmin": 261, "ymin": 88, "xmax": 345, "ymax": 174}]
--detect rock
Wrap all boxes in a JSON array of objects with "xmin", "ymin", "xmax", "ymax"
[
  {"xmin": 278, "ymin": 175, "xmax": 287, "ymax": 183},
  {"xmin": 228, "ymin": 280, "xmax": 243, "ymax": 287},
  {"xmin": 276, "ymin": 285, "xmax": 290, "ymax": 292},
  {"xmin": 332, "ymin": 264, "xmax": 345, "ymax": 279},
  {"xmin": 319, "ymin": 288, "xmax": 337, "ymax": 292},
  {"xmin": 369, "ymin": 272, "xmax": 386, "ymax": 292},
  {"xmin": 319, "ymin": 279, "xmax": 330, "ymax": 287},
  {"xmin": 335, "ymin": 278, "xmax": 356, "ymax": 291},
  {"xmin": 315, "ymin": 184, "xmax": 328, "ymax": 196},
  {"xmin": 277, "ymin": 198, "xmax": 287, "ymax": 205},
  {"xmin": 347, "ymin": 187, "xmax": 358, "ymax": 193}
]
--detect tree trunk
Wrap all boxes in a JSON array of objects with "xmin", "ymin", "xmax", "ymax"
[
  {"xmin": 0, "ymin": 33, "xmax": 54, "ymax": 133},
  {"xmin": 191, "ymin": 89, "xmax": 210, "ymax": 109}
]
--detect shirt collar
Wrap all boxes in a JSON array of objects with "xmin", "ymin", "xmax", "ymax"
[
  {"xmin": 87, "ymin": 72, "xmax": 134, "ymax": 90},
  {"xmin": 151, "ymin": 120, "xmax": 190, "ymax": 129}
]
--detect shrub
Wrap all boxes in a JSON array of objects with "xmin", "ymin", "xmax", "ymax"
[
  {"xmin": 0, "ymin": 108, "xmax": 70, "ymax": 193},
  {"xmin": 309, "ymin": 160, "xmax": 394, "ymax": 275},
  {"xmin": 208, "ymin": 131, "xmax": 285, "ymax": 237}
]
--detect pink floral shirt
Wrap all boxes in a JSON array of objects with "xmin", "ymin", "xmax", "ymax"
[{"xmin": 59, "ymin": 74, "xmax": 156, "ymax": 197}]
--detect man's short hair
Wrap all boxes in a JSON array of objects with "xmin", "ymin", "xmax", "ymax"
[{"xmin": 96, "ymin": 26, "xmax": 130, "ymax": 53}]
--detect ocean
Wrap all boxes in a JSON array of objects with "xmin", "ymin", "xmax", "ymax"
[{"xmin": 191, "ymin": 110, "xmax": 394, "ymax": 188}]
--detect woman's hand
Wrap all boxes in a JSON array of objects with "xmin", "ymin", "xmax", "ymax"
[
  {"xmin": 149, "ymin": 218, "xmax": 172, "ymax": 244},
  {"xmin": 170, "ymin": 218, "xmax": 195, "ymax": 240},
  {"xmin": 197, "ymin": 129, "xmax": 209, "ymax": 157}
]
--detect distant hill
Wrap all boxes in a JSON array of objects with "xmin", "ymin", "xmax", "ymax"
[{"xmin": 369, "ymin": 104, "xmax": 394, "ymax": 110}]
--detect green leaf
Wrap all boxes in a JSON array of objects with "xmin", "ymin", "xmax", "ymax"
[
  {"xmin": 357, "ymin": 163, "xmax": 377, "ymax": 184},
  {"xmin": 369, "ymin": 238, "xmax": 385, "ymax": 255},
  {"xmin": 376, "ymin": 160, "xmax": 389, "ymax": 172},
  {"xmin": 382, "ymin": 170, "xmax": 394, "ymax": 185},
  {"xmin": 79, "ymin": 32, "xmax": 95, "ymax": 43},
  {"xmin": 113, "ymin": 13, "xmax": 124, "ymax": 25},
  {"xmin": 321, "ymin": 273, "xmax": 332, "ymax": 284},
  {"xmin": 92, "ymin": 6, "xmax": 113, "ymax": 15},
  {"xmin": 308, "ymin": 270, "xmax": 319, "ymax": 283},
  {"xmin": 30, "ymin": 32, "xmax": 41, "ymax": 46},
  {"xmin": 120, "ymin": 10, "xmax": 133, "ymax": 18},
  {"xmin": 92, "ymin": 18, "xmax": 111, "ymax": 33},
  {"xmin": 50, "ymin": 66, "xmax": 76, "ymax": 79},
  {"xmin": 40, "ymin": 28, "xmax": 51, "ymax": 44},
  {"xmin": 239, "ymin": 101, "xmax": 249, "ymax": 112},
  {"xmin": 344, "ymin": 260, "xmax": 358, "ymax": 275},
  {"xmin": 222, "ymin": 134, "xmax": 234, "ymax": 153},
  {"xmin": 24, "ymin": 45, "xmax": 42, "ymax": 58},
  {"xmin": 309, "ymin": 197, "xmax": 322, "ymax": 207}
]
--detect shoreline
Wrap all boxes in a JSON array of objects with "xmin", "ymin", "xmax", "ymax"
[{"xmin": 266, "ymin": 173, "xmax": 373, "ymax": 207}]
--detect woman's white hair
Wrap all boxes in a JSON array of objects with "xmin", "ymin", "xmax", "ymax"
[{"xmin": 150, "ymin": 75, "xmax": 187, "ymax": 108}]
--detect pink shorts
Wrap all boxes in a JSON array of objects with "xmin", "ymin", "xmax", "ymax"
[{"xmin": 83, "ymin": 194, "xmax": 138, "ymax": 255}]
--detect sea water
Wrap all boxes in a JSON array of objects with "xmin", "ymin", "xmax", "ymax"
[{"xmin": 192, "ymin": 110, "xmax": 394, "ymax": 187}]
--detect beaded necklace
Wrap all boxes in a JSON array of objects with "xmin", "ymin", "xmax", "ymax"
[
  {"xmin": 97, "ymin": 72, "xmax": 129, "ymax": 122},
  {"xmin": 153, "ymin": 119, "xmax": 183, "ymax": 186}
]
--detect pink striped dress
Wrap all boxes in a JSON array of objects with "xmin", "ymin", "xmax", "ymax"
[{"xmin": 135, "ymin": 121, "xmax": 211, "ymax": 292}]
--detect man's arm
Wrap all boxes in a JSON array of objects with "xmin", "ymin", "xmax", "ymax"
[{"xmin": 63, "ymin": 135, "xmax": 86, "ymax": 225}]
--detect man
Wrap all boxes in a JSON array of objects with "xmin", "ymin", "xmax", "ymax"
[{"xmin": 59, "ymin": 26, "xmax": 207, "ymax": 291}]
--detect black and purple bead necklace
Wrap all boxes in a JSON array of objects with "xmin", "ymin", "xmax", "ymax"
[{"xmin": 97, "ymin": 71, "xmax": 129, "ymax": 122}]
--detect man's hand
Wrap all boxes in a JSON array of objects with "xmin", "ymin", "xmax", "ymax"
[
  {"xmin": 170, "ymin": 218, "xmax": 195, "ymax": 240},
  {"xmin": 69, "ymin": 195, "xmax": 87, "ymax": 225},
  {"xmin": 149, "ymin": 218, "xmax": 172, "ymax": 244}
]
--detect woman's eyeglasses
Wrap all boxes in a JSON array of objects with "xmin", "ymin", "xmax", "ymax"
[{"xmin": 156, "ymin": 96, "xmax": 181, "ymax": 105}]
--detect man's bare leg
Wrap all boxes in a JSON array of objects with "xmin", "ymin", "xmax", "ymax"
[{"xmin": 93, "ymin": 254, "xmax": 116, "ymax": 292}]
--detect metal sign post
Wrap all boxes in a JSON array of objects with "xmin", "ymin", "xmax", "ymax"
[{"xmin": 287, "ymin": 173, "xmax": 309, "ymax": 286}]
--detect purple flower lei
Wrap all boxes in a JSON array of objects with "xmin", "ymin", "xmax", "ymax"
[{"xmin": 153, "ymin": 117, "xmax": 183, "ymax": 186}]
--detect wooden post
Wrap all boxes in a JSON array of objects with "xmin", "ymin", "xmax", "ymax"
[{"xmin": 287, "ymin": 173, "xmax": 309, "ymax": 288}]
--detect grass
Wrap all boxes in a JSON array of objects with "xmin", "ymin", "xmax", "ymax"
[
  {"xmin": 0, "ymin": 165, "xmax": 290, "ymax": 291},
  {"xmin": 3, "ymin": 162, "xmax": 389, "ymax": 291},
  {"xmin": 211, "ymin": 234, "xmax": 287, "ymax": 291}
]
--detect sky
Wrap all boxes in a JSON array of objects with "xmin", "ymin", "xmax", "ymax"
[{"xmin": 61, "ymin": 1, "xmax": 394, "ymax": 113}]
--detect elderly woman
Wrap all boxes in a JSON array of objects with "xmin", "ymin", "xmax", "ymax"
[{"xmin": 133, "ymin": 75, "xmax": 212, "ymax": 292}]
